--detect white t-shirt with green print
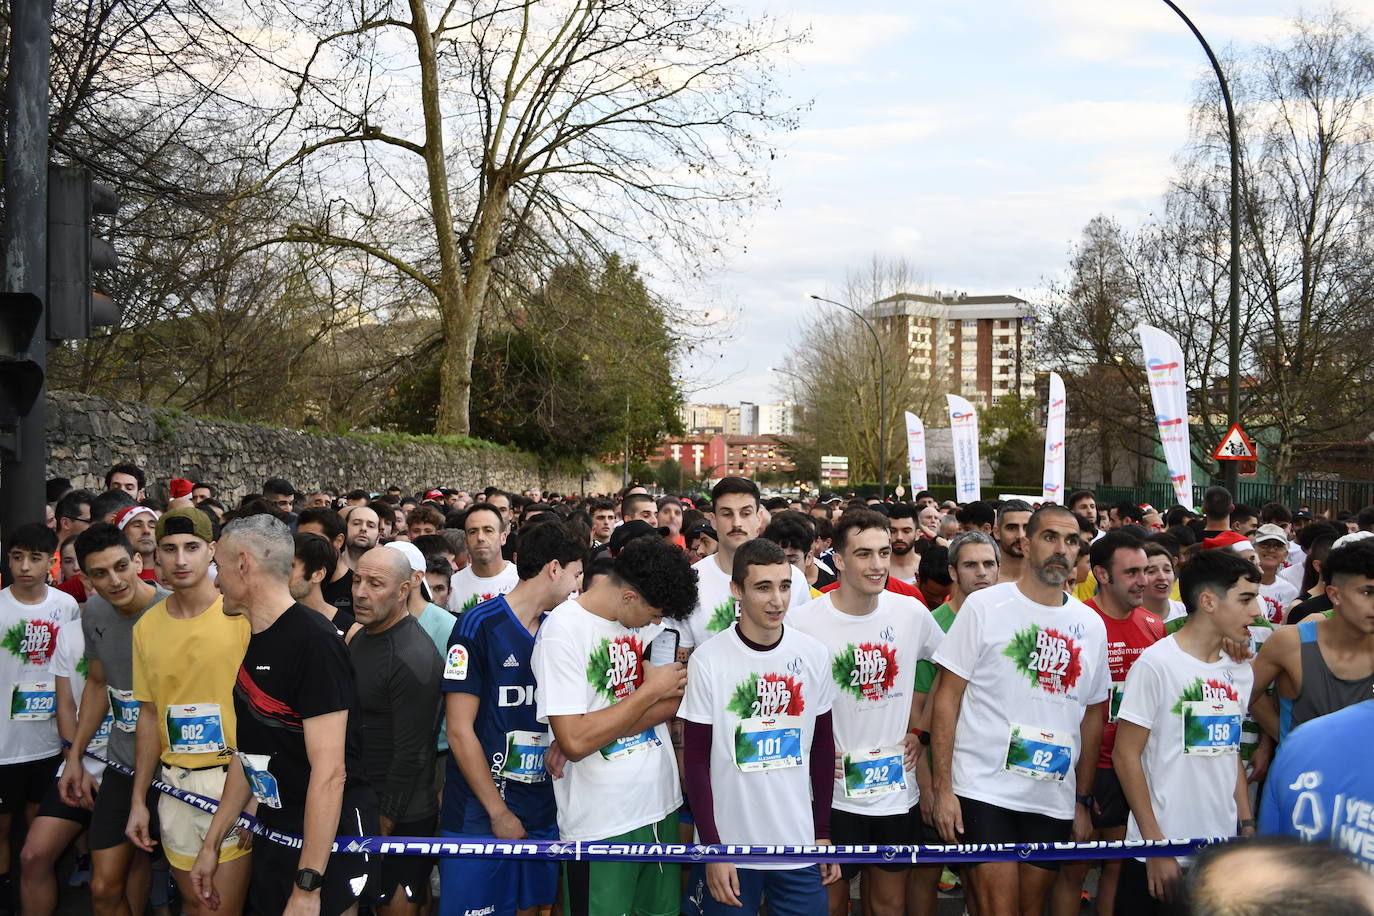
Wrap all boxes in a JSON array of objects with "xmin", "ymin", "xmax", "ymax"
[
  {"xmin": 532, "ymin": 598, "xmax": 680, "ymax": 841},
  {"xmin": 447, "ymin": 561, "xmax": 519, "ymax": 616}
]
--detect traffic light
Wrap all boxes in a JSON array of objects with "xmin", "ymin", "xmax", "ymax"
[
  {"xmin": 47, "ymin": 165, "xmax": 119, "ymax": 340},
  {"xmin": 0, "ymin": 292, "xmax": 46, "ymax": 455}
]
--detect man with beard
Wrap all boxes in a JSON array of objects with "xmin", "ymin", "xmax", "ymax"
[
  {"xmin": 930, "ymin": 506, "xmax": 1109, "ymax": 916},
  {"xmin": 887, "ymin": 503, "xmax": 921, "ymax": 585},
  {"xmin": 994, "ymin": 500, "xmax": 1032, "ymax": 584},
  {"xmin": 342, "ymin": 505, "xmax": 381, "ymax": 570},
  {"xmin": 588, "ymin": 498, "xmax": 617, "ymax": 549}
]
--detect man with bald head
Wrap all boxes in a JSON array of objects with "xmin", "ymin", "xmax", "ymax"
[
  {"xmin": 348, "ymin": 547, "xmax": 444, "ymax": 914},
  {"xmin": 1188, "ymin": 836, "xmax": 1374, "ymax": 915}
]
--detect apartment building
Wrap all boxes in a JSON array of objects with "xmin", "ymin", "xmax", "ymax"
[{"xmin": 869, "ymin": 290, "xmax": 1035, "ymax": 407}]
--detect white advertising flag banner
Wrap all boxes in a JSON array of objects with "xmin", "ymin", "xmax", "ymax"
[
  {"xmin": 946, "ymin": 394, "xmax": 981, "ymax": 503},
  {"xmin": 1138, "ymin": 324, "xmax": 1192, "ymax": 507},
  {"xmin": 1042, "ymin": 372, "xmax": 1066, "ymax": 503},
  {"xmin": 905, "ymin": 412, "xmax": 928, "ymax": 493}
]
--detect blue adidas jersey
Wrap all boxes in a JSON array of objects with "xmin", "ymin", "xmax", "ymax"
[{"xmin": 441, "ymin": 594, "xmax": 556, "ymax": 834}]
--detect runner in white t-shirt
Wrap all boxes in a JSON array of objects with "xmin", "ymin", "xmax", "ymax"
[
  {"xmin": 1253, "ymin": 525, "xmax": 1299, "ymax": 624},
  {"xmin": 448, "ymin": 503, "xmax": 519, "ymax": 614},
  {"xmin": 1112, "ymin": 548, "xmax": 1258, "ymax": 912},
  {"xmin": 0, "ymin": 523, "xmax": 81, "ymax": 903},
  {"xmin": 680, "ymin": 478, "xmax": 809, "ymax": 654},
  {"xmin": 931, "ymin": 506, "xmax": 1110, "ymax": 916},
  {"xmin": 681, "ymin": 538, "xmax": 839, "ymax": 916},
  {"xmin": 789, "ymin": 509, "xmax": 943, "ymax": 916},
  {"xmin": 531, "ymin": 536, "xmax": 697, "ymax": 916}
]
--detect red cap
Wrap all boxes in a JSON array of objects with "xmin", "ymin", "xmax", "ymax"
[
  {"xmin": 169, "ymin": 478, "xmax": 193, "ymax": 499},
  {"xmin": 1201, "ymin": 531, "xmax": 1250, "ymax": 551},
  {"xmin": 424, "ymin": 489, "xmax": 444, "ymax": 501}
]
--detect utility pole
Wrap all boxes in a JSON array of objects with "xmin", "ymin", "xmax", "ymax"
[{"xmin": 2, "ymin": 0, "xmax": 53, "ymax": 537}]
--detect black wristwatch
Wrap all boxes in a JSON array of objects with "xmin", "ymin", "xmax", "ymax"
[
  {"xmin": 295, "ymin": 868, "xmax": 324, "ymax": 892},
  {"xmin": 1075, "ymin": 793, "xmax": 1095, "ymax": 810}
]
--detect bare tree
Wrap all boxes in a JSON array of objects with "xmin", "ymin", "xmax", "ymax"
[{"xmin": 233, "ymin": 0, "xmax": 801, "ymax": 435}]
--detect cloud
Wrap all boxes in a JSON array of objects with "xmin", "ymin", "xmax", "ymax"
[
  {"xmin": 1039, "ymin": 0, "xmax": 1296, "ymax": 64},
  {"xmin": 1013, "ymin": 99, "xmax": 1192, "ymax": 146},
  {"xmin": 779, "ymin": 12, "xmax": 918, "ymax": 66}
]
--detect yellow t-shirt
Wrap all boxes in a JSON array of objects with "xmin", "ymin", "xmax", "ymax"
[{"xmin": 132, "ymin": 595, "xmax": 250, "ymax": 768}]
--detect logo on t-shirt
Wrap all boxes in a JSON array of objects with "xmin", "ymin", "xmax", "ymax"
[
  {"xmin": 588, "ymin": 634, "xmax": 644, "ymax": 702},
  {"xmin": 727, "ymin": 672, "xmax": 806, "ymax": 719},
  {"xmin": 2, "ymin": 619, "xmax": 59, "ymax": 665},
  {"xmin": 1170, "ymin": 676, "xmax": 1238, "ymax": 714},
  {"xmin": 707, "ymin": 599, "xmax": 737, "ymax": 633},
  {"xmin": 460, "ymin": 592, "xmax": 498, "ymax": 614},
  {"xmin": 1003, "ymin": 624, "xmax": 1083, "ymax": 695},
  {"xmin": 445, "ymin": 645, "xmax": 469, "ymax": 680},
  {"xmin": 833, "ymin": 642, "xmax": 899, "ymax": 701}
]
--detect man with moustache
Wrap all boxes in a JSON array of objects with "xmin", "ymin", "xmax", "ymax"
[
  {"xmin": 887, "ymin": 503, "xmax": 922, "ymax": 585},
  {"xmin": 931, "ymin": 507, "xmax": 1110, "ymax": 916},
  {"xmin": 341, "ymin": 505, "xmax": 381, "ymax": 570},
  {"xmin": 994, "ymin": 500, "xmax": 1032, "ymax": 585}
]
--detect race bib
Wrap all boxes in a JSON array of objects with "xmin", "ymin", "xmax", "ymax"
[
  {"xmin": 599, "ymin": 727, "xmax": 662, "ymax": 760},
  {"xmin": 843, "ymin": 745, "xmax": 907, "ymax": 798},
  {"xmin": 109, "ymin": 687, "xmax": 140, "ymax": 733},
  {"xmin": 1005, "ymin": 723, "xmax": 1072, "ymax": 781},
  {"xmin": 165, "ymin": 703, "xmax": 226, "ymax": 754},
  {"xmin": 734, "ymin": 715, "xmax": 803, "ymax": 772},
  {"xmin": 90, "ymin": 712, "xmax": 114, "ymax": 749},
  {"xmin": 10, "ymin": 680, "xmax": 56, "ymax": 720},
  {"xmin": 1108, "ymin": 681, "xmax": 1125, "ymax": 724},
  {"xmin": 1181, "ymin": 700, "xmax": 1241, "ymax": 756},
  {"xmin": 237, "ymin": 751, "xmax": 282, "ymax": 808},
  {"xmin": 499, "ymin": 730, "xmax": 549, "ymax": 784}
]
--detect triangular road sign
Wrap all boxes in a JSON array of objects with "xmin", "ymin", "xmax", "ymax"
[{"xmin": 1212, "ymin": 423, "xmax": 1257, "ymax": 461}]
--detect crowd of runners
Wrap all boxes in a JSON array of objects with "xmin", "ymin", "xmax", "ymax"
[{"xmin": 2, "ymin": 469, "xmax": 1373, "ymax": 916}]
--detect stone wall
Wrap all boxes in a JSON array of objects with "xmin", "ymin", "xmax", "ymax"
[{"xmin": 45, "ymin": 392, "xmax": 623, "ymax": 502}]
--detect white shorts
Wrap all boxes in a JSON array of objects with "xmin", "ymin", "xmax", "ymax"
[{"xmin": 157, "ymin": 764, "xmax": 249, "ymax": 871}]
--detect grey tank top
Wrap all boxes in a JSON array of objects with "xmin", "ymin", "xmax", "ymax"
[{"xmin": 1292, "ymin": 618, "xmax": 1374, "ymax": 732}]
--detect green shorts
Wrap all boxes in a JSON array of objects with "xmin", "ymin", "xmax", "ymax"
[{"xmin": 562, "ymin": 811, "xmax": 681, "ymax": 916}]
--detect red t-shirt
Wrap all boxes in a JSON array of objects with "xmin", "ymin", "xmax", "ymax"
[
  {"xmin": 1086, "ymin": 597, "xmax": 1165, "ymax": 768},
  {"xmin": 819, "ymin": 575, "xmax": 927, "ymax": 607}
]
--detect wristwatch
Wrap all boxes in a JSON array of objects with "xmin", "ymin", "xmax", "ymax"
[
  {"xmin": 295, "ymin": 868, "xmax": 324, "ymax": 892},
  {"xmin": 1075, "ymin": 793, "xmax": 1095, "ymax": 810},
  {"xmin": 1239, "ymin": 818, "xmax": 1256, "ymax": 829}
]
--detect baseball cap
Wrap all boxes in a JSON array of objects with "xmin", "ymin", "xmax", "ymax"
[
  {"xmin": 608, "ymin": 520, "xmax": 658, "ymax": 556},
  {"xmin": 1294, "ymin": 509, "xmax": 1312, "ymax": 520},
  {"xmin": 1333, "ymin": 530, "xmax": 1374, "ymax": 550},
  {"xmin": 156, "ymin": 506, "xmax": 213, "ymax": 543},
  {"xmin": 424, "ymin": 489, "xmax": 444, "ymax": 501},
  {"xmin": 383, "ymin": 541, "xmax": 432, "ymax": 603},
  {"xmin": 1253, "ymin": 524, "xmax": 1289, "ymax": 546}
]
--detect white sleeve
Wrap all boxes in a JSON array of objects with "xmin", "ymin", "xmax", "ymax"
[
  {"xmin": 50, "ymin": 624, "xmax": 78, "ymax": 679},
  {"xmin": 532, "ymin": 633, "xmax": 590, "ymax": 721},
  {"xmin": 789, "ymin": 566, "xmax": 811, "ymax": 607},
  {"xmin": 932, "ymin": 598, "xmax": 982, "ymax": 680},
  {"xmin": 811, "ymin": 644, "xmax": 836, "ymax": 715},
  {"xmin": 916, "ymin": 610, "xmax": 945, "ymax": 662},
  {"xmin": 1084, "ymin": 623, "xmax": 1112, "ymax": 705},
  {"xmin": 1115, "ymin": 653, "xmax": 1163, "ymax": 730},
  {"xmin": 679, "ymin": 651, "xmax": 714, "ymax": 725}
]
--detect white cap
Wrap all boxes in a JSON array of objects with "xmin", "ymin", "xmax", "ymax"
[
  {"xmin": 382, "ymin": 541, "xmax": 433, "ymax": 603},
  {"xmin": 1333, "ymin": 530, "xmax": 1374, "ymax": 550}
]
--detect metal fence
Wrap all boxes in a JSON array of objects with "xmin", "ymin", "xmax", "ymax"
[{"xmin": 843, "ymin": 477, "xmax": 1374, "ymax": 515}]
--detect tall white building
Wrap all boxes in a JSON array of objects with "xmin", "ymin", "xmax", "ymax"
[{"xmin": 759, "ymin": 401, "xmax": 796, "ymax": 437}]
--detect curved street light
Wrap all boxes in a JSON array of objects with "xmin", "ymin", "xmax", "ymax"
[
  {"xmin": 809, "ymin": 294, "xmax": 888, "ymax": 499},
  {"xmin": 1160, "ymin": 0, "xmax": 1242, "ymax": 496}
]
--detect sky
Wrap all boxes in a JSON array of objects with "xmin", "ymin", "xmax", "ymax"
[{"xmin": 669, "ymin": 0, "xmax": 1319, "ymax": 406}]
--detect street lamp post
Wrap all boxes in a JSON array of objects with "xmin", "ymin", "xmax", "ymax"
[
  {"xmin": 770, "ymin": 366, "xmax": 822, "ymax": 493},
  {"xmin": 1161, "ymin": 0, "xmax": 1242, "ymax": 497},
  {"xmin": 810, "ymin": 295, "xmax": 888, "ymax": 499}
]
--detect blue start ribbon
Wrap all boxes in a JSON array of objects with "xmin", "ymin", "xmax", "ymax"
[{"xmin": 80, "ymin": 749, "xmax": 1230, "ymax": 863}]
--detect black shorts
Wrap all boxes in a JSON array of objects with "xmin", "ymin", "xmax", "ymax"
[
  {"xmin": 0, "ymin": 754, "xmax": 61, "ymax": 814},
  {"xmin": 252, "ymin": 799, "xmax": 380, "ymax": 916},
  {"xmin": 35, "ymin": 775, "xmax": 92, "ymax": 826},
  {"xmin": 955, "ymin": 795, "xmax": 1072, "ymax": 872},
  {"xmin": 831, "ymin": 805, "xmax": 924, "ymax": 879},
  {"xmin": 366, "ymin": 812, "xmax": 438, "ymax": 904},
  {"xmin": 1092, "ymin": 768, "xmax": 1129, "ymax": 830},
  {"xmin": 90, "ymin": 766, "xmax": 160, "ymax": 851}
]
